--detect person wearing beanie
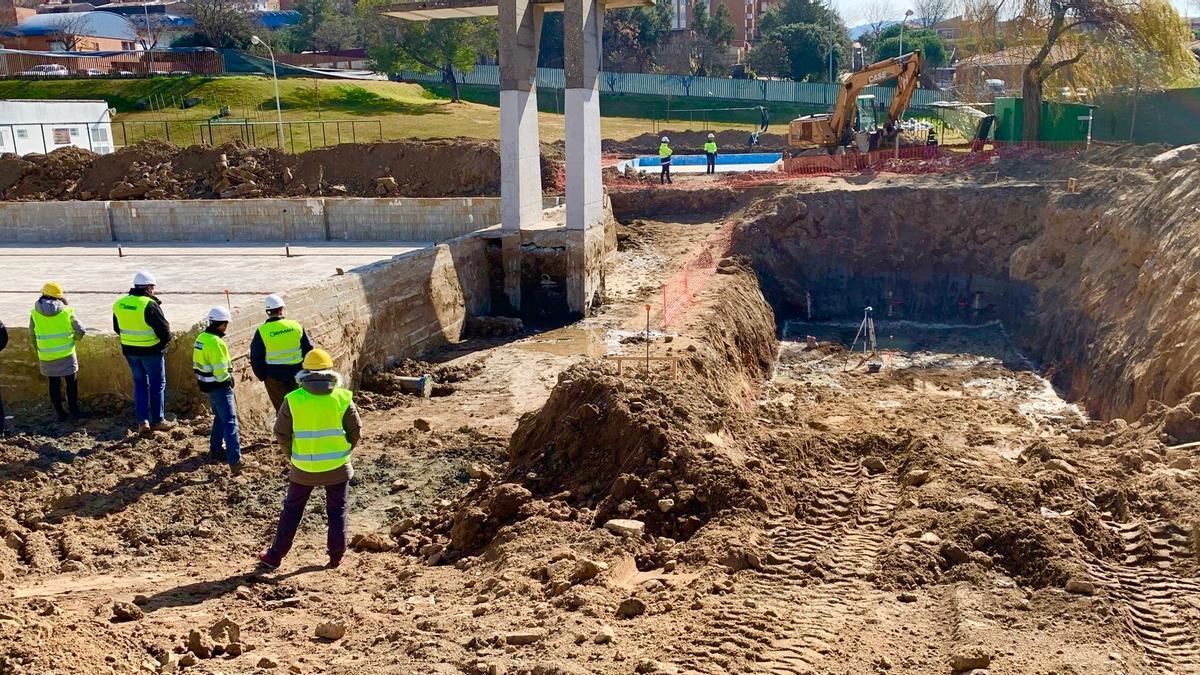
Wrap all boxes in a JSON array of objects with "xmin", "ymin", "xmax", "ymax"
[
  {"xmin": 257, "ymin": 348, "xmax": 361, "ymax": 570},
  {"xmin": 29, "ymin": 282, "xmax": 86, "ymax": 422}
]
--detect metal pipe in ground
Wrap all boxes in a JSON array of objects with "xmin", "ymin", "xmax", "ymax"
[{"xmin": 394, "ymin": 374, "xmax": 433, "ymax": 398}]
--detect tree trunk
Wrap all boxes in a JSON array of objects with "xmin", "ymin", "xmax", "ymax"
[
  {"xmin": 445, "ymin": 67, "xmax": 460, "ymax": 103},
  {"xmin": 1021, "ymin": 68, "xmax": 1042, "ymax": 143}
]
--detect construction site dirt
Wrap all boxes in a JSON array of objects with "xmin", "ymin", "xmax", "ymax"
[{"xmin": 2, "ymin": 144, "xmax": 1200, "ymax": 675}]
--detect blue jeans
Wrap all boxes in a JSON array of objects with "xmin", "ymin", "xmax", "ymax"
[
  {"xmin": 206, "ymin": 388, "xmax": 241, "ymax": 466},
  {"xmin": 125, "ymin": 354, "xmax": 166, "ymax": 424}
]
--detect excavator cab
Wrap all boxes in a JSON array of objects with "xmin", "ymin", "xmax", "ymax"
[{"xmin": 788, "ymin": 51, "xmax": 925, "ymax": 156}]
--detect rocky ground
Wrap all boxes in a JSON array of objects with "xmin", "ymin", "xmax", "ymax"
[{"xmin": 2, "ymin": 147, "xmax": 1199, "ymax": 675}]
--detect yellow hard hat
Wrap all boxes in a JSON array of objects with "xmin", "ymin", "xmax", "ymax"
[
  {"xmin": 302, "ymin": 348, "xmax": 334, "ymax": 371},
  {"xmin": 41, "ymin": 282, "xmax": 65, "ymax": 299}
]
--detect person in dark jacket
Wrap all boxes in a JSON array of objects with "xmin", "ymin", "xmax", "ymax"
[
  {"xmin": 29, "ymin": 282, "xmax": 86, "ymax": 421},
  {"xmin": 112, "ymin": 271, "xmax": 174, "ymax": 431},
  {"xmin": 250, "ymin": 293, "xmax": 313, "ymax": 414},
  {"xmin": 257, "ymin": 349, "xmax": 361, "ymax": 570},
  {"xmin": 0, "ymin": 319, "xmax": 8, "ymax": 436}
]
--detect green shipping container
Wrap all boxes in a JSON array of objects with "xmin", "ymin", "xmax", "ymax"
[{"xmin": 994, "ymin": 97, "xmax": 1095, "ymax": 143}]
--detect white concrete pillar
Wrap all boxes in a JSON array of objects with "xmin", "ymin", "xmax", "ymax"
[
  {"xmin": 498, "ymin": 0, "xmax": 544, "ymax": 312},
  {"xmin": 564, "ymin": 0, "xmax": 604, "ymax": 233},
  {"xmin": 499, "ymin": 0, "xmax": 544, "ymax": 234}
]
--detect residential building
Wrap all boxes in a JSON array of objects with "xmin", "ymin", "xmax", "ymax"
[
  {"xmin": 671, "ymin": 0, "xmax": 761, "ymax": 48},
  {"xmin": 0, "ymin": 99, "xmax": 114, "ymax": 155}
]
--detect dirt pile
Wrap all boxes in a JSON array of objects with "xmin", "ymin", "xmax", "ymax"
[
  {"xmin": 603, "ymin": 129, "xmax": 788, "ymax": 155},
  {"xmin": 428, "ymin": 269, "xmax": 779, "ymax": 555},
  {"xmin": 0, "ymin": 139, "xmax": 565, "ymax": 201}
]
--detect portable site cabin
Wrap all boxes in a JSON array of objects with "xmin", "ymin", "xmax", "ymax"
[{"xmin": 0, "ymin": 99, "xmax": 115, "ymax": 155}]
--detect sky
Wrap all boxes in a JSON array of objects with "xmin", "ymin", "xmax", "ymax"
[{"xmin": 834, "ymin": 0, "xmax": 1197, "ymax": 25}]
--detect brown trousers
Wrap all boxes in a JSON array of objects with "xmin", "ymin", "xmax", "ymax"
[{"xmin": 264, "ymin": 377, "xmax": 298, "ymax": 414}]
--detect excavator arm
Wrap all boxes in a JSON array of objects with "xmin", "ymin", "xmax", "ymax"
[{"xmin": 829, "ymin": 51, "xmax": 924, "ymax": 143}]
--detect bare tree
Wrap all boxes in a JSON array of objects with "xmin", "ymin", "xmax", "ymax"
[
  {"xmin": 46, "ymin": 14, "xmax": 92, "ymax": 51},
  {"xmin": 191, "ymin": 0, "xmax": 253, "ymax": 48},
  {"xmin": 861, "ymin": 0, "xmax": 897, "ymax": 43},
  {"xmin": 914, "ymin": 0, "xmax": 956, "ymax": 27}
]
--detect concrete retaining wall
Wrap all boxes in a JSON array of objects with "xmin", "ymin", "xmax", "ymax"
[
  {"xmin": 0, "ymin": 196, "xmax": 526, "ymax": 244},
  {"xmin": 0, "ymin": 201, "xmax": 111, "ymax": 242},
  {"xmin": 0, "ymin": 231, "xmax": 493, "ymax": 428}
]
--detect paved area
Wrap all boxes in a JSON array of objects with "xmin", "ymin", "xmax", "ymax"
[{"xmin": 0, "ymin": 241, "xmax": 431, "ymax": 330}]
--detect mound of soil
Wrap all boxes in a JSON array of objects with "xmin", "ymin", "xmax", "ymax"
[
  {"xmin": 0, "ymin": 138, "xmax": 565, "ymax": 201},
  {"xmin": 603, "ymin": 129, "xmax": 788, "ymax": 155}
]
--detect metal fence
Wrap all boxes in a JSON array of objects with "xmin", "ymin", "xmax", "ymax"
[
  {"xmin": 396, "ymin": 64, "xmax": 952, "ymax": 110},
  {"xmin": 3, "ymin": 118, "xmax": 384, "ymax": 154}
]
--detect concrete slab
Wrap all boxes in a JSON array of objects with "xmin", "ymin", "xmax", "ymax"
[{"xmin": 0, "ymin": 241, "xmax": 432, "ymax": 330}]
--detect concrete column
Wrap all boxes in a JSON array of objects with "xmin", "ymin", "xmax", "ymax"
[
  {"xmin": 563, "ymin": 0, "xmax": 606, "ymax": 317},
  {"xmin": 498, "ymin": 0, "xmax": 544, "ymax": 312},
  {"xmin": 564, "ymin": 0, "xmax": 604, "ymax": 233}
]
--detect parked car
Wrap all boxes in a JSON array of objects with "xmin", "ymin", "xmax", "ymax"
[
  {"xmin": 19, "ymin": 64, "xmax": 68, "ymax": 79},
  {"xmin": 114, "ymin": 70, "xmax": 135, "ymax": 77},
  {"xmin": 149, "ymin": 69, "xmax": 170, "ymax": 76},
  {"xmin": 170, "ymin": 70, "xmax": 191, "ymax": 76},
  {"xmin": 79, "ymin": 68, "xmax": 106, "ymax": 77}
]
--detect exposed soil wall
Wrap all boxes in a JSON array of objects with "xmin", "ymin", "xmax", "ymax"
[
  {"xmin": 733, "ymin": 185, "xmax": 1046, "ymax": 324},
  {"xmin": 1010, "ymin": 160, "xmax": 1200, "ymax": 420},
  {"xmin": 0, "ymin": 139, "xmax": 565, "ymax": 201},
  {"xmin": 732, "ymin": 151, "xmax": 1200, "ymax": 421}
]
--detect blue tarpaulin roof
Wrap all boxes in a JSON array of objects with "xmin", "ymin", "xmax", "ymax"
[
  {"xmin": 251, "ymin": 10, "xmax": 301, "ymax": 29},
  {"xmin": 0, "ymin": 12, "xmax": 139, "ymax": 40}
]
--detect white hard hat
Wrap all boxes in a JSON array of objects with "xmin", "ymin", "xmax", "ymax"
[
  {"xmin": 264, "ymin": 294, "xmax": 286, "ymax": 311},
  {"xmin": 708, "ymin": 132, "xmax": 715, "ymax": 138},
  {"xmin": 133, "ymin": 271, "xmax": 156, "ymax": 286},
  {"xmin": 207, "ymin": 306, "xmax": 232, "ymax": 322},
  {"xmin": 661, "ymin": 136, "xmax": 669, "ymax": 142}
]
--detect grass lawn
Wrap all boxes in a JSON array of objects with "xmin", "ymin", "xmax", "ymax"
[{"xmin": 0, "ymin": 75, "xmax": 815, "ymax": 152}]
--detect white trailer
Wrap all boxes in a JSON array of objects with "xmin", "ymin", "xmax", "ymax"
[{"xmin": 0, "ymin": 99, "xmax": 115, "ymax": 156}]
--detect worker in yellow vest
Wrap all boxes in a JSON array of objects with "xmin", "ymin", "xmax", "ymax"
[
  {"xmin": 257, "ymin": 348, "xmax": 361, "ymax": 570},
  {"xmin": 29, "ymin": 282, "xmax": 86, "ymax": 422},
  {"xmin": 659, "ymin": 136, "xmax": 673, "ymax": 185},
  {"xmin": 112, "ymin": 271, "xmax": 173, "ymax": 432},
  {"xmin": 250, "ymin": 294, "xmax": 313, "ymax": 413},
  {"xmin": 704, "ymin": 132, "xmax": 718, "ymax": 174},
  {"xmin": 193, "ymin": 306, "xmax": 242, "ymax": 472}
]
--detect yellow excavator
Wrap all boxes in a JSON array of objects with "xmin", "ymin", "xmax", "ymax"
[{"xmin": 788, "ymin": 51, "xmax": 925, "ymax": 155}]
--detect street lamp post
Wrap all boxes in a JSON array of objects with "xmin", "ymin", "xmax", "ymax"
[
  {"xmin": 899, "ymin": 9, "xmax": 913, "ymax": 57},
  {"xmin": 251, "ymin": 35, "xmax": 284, "ymax": 150}
]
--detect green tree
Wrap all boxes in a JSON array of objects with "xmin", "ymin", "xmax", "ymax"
[
  {"xmin": 759, "ymin": 22, "xmax": 849, "ymax": 81},
  {"xmin": 758, "ymin": 0, "xmax": 837, "ymax": 36},
  {"xmin": 362, "ymin": 0, "xmax": 496, "ymax": 102},
  {"xmin": 747, "ymin": 37, "xmax": 791, "ymax": 78},
  {"xmin": 870, "ymin": 24, "xmax": 948, "ymax": 66},
  {"xmin": 603, "ymin": 0, "xmax": 673, "ymax": 71},
  {"xmin": 190, "ymin": 0, "xmax": 253, "ymax": 48}
]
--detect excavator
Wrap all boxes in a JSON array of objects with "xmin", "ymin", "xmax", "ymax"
[{"xmin": 788, "ymin": 51, "xmax": 925, "ymax": 155}]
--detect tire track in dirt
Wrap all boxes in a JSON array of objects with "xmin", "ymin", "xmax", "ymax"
[
  {"xmin": 668, "ymin": 460, "xmax": 900, "ymax": 674},
  {"xmin": 1085, "ymin": 517, "xmax": 1200, "ymax": 674}
]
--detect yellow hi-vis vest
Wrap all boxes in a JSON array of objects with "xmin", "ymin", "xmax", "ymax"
[
  {"xmin": 30, "ymin": 307, "xmax": 76, "ymax": 361},
  {"xmin": 659, "ymin": 143, "xmax": 673, "ymax": 159},
  {"xmin": 704, "ymin": 140, "xmax": 718, "ymax": 153},
  {"xmin": 258, "ymin": 319, "xmax": 304, "ymax": 366},
  {"xmin": 286, "ymin": 387, "xmax": 353, "ymax": 473},
  {"xmin": 193, "ymin": 331, "xmax": 233, "ymax": 385},
  {"xmin": 113, "ymin": 295, "xmax": 160, "ymax": 348}
]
